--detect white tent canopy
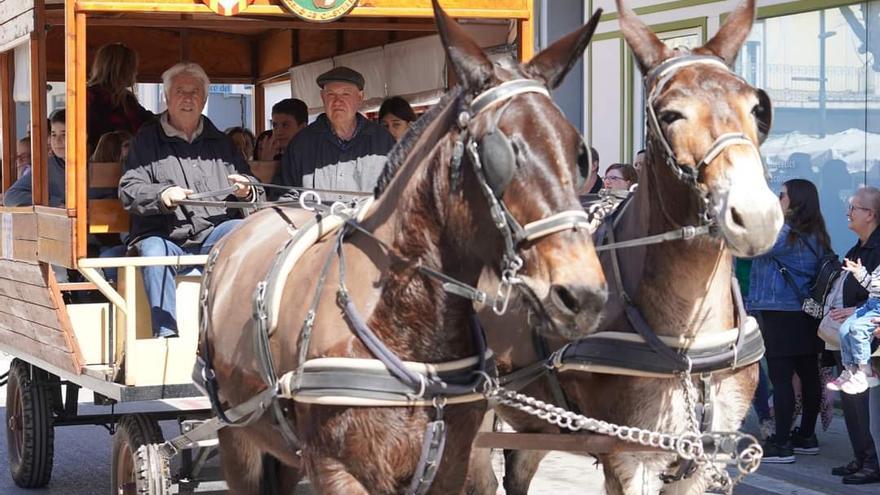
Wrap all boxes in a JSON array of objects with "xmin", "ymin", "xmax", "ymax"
[
  {"xmin": 762, "ymin": 128, "xmax": 880, "ymax": 172},
  {"xmin": 289, "ymin": 35, "xmax": 447, "ymax": 115}
]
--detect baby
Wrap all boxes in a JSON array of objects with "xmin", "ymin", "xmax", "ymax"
[{"xmin": 827, "ymin": 258, "xmax": 880, "ymax": 395}]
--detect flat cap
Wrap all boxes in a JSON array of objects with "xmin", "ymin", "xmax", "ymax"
[{"xmin": 316, "ymin": 66, "xmax": 365, "ymax": 90}]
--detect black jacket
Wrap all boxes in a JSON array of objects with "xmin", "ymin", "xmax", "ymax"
[
  {"xmin": 280, "ymin": 113, "xmax": 394, "ymax": 200},
  {"xmin": 119, "ymin": 115, "xmax": 262, "ymax": 249},
  {"xmin": 843, "ymin": 226, "xmax": 880, "ymax": 307}
]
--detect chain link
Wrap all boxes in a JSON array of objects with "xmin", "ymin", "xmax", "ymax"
[{"xmin": 488, "ymin": 386, "xmax": 762, "ymax": 494}]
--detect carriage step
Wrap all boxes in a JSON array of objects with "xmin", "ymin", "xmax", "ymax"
[{"xmin": 474, "ymin": 432, "xmax": 663, "ymax": 454}]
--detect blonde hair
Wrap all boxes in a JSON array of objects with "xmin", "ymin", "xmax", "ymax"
[
  {"xmin": 91, "ymin": 130, "xmax": 133, "ymax": 163},
  {"xmin": 88, "ymin": 44, "xmax": 139, "ymax": 108}
]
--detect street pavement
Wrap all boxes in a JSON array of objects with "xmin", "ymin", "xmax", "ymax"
[{"xmin": 1, "ymin": 352, "xmax": 879, "ymax": 494}]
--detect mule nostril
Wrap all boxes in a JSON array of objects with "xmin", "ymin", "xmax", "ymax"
[
  {"xmin": 551, "ymin": 285, "xmax": 581, "ymax": 315},
  {"xmin": 730, "ymin": 207, "xmax": 746, "ymax": 229}
]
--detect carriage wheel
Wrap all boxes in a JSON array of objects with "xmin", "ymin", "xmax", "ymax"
[
  {"xmin": 111, "ymin": 414, "xmax": 170, "ymax": 495},
  {"xmin": 5, "ymin": 359, "xmax": 55, "ymax": 488}
]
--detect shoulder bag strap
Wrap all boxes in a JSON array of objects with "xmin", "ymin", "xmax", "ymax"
[{"xmin": 771, "ymin": 256, "xmax": 807, "ymax": 301}]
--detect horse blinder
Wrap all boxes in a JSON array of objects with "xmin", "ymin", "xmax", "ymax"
[{"xmin": 478, "ymin": 130, "xmax": 517, "ymax": 197}]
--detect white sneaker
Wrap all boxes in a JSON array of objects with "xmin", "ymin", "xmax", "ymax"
[
  {"xmin": 841, "ymin": 371, "xmax": 870, "ymax": 395},
  {"xmin": 827, "ymin": 369, "xmax": 853, "ymax": 391},
  {"xmin": 860, "ymin": 365, "xmax": 880, "ymax": 388}
]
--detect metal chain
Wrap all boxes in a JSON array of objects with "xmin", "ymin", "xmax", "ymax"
[{"xmin": 488, "ymin": 386, "xmax": 762, "ymax": 494}]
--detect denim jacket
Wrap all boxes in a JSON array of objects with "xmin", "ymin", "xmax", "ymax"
[{"xmin": 747, "ymin": 224, "xmax": 822, "ymax": 311}]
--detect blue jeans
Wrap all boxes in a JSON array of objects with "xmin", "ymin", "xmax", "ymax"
[
  {"xmin": 99, "ymin": 244, "xmax": 128, "ymax": 282},
  {"xmin": 840, "ymin": 298, "xmax": 880, "ymax": 367},
  {"xmin": 137, "ymin": 220, "xmax": 242, "ymax": 337}
]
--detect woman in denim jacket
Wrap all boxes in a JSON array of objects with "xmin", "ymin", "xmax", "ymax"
[{"xmin": 749, "ymin": 179, "xmax": 830, "ymax": 463}]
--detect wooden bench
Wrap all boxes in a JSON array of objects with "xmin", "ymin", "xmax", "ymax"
[{"xmin": 87, "ymin": 160, "xmax": 280, "ymax": 234}]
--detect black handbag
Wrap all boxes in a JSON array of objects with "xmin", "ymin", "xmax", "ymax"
[{"xmin": 772, "ymin": 231, "xmax": 841, "ymax": 319}]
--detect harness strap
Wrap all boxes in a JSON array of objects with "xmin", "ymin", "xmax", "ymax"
[
  {"xmin": 160, "ymin": 383, "xmax": 280, "ymax": 457},
  {"xmin": 408, "ymin": 418, "xmax": 447, "ymax": 495},
  {"xmin": 596, "ymin": 224, "xmax": 712, "ymax": 252},
  {"xmin": 517, "ymin": 210, "xmax": 593, "ymax": 244}
]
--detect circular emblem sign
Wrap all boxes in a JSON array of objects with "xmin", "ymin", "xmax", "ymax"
[{"xmin": 281, "ymin": 0, "xmax": 359, "ymax": 22}]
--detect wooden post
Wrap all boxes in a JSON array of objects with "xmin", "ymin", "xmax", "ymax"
[
  {"xmin": 73, "ymin": 13, "xmax": 87, "ymax": 261},
  {"xmin": 0, "ymin": 52, "xmax": 16, "ymax": 191},
  {"xmin": 254, "ymin": 83, "xmax": 265, "ymax": 134},
  {"xmin": 29, "ymin": 0, "xmax": 47, "ymax": 206},
  {"xmin": 517, "ymin": 0, "xmax": 535, "ymax": 63}
]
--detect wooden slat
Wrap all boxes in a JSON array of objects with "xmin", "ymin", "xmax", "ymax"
[
  {"xmin": 37, "ymin": 209, "xmax": 73, "ymax": 241},
  {"xmin": 88, "ymin": 199, "xmax": 128, "ymax": 234},
  {"xmin": 13, "ymin": 238, "xmax": 37, "ymax": 261},
  {"xmin": 38, "ymin": 237, "xmax": 73, "ymax": 268},
  {"xmin": 257, "ymin": 29, "xmax": 291, "ymax": 82},
  {"xmin": 0, "ymin": 311, "xmax": 69, "ymax": 351},
  {"xmin": 0, "ymin": 259, "xmax": 46, "ymax": 286},
  {"xmin": 46, "ymin": 265, "xmax": 84, "ymax": 374},
  {"xmin": 28, "ymin": 0, "xmax": 46, "ymax": 206},
  {"xmin": 0, "ymin": 328, "xmax": 77, "ymax": 374},
  {"xmin": 0, "ymin": 51, "xmax": 15, "ymax": 191},
  {"xmin": 89, "ymin": 161, "xmax": 123, "ymax": 189},
  {"xmin": 0, "ymin": 277, "xmax": 55, "ymax": 308},
  {"xmin": 57, "ymin": 282, "xmax": 99, "ymax": 291},
  {"xmin": 12, "ymin": 212, "xmax": 37, "ymax": 240},
  {"xmin": 0, "ymin": 294, "xmax": 61, "ymax": 328},
  {"xmin": 474, "ymin": 432, "xmax": 664, "ymax": 454}
]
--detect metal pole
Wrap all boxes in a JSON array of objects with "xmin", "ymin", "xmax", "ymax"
[{"xmin": 819, "ymin": 10, "xmax": 827, "ymax": 138}]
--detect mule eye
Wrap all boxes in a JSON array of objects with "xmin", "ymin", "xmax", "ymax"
[{"xmin": 659, "ymin": 111, "xmax": 684, "ymax": 125}]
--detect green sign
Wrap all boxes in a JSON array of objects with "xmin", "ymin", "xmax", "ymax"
[{"xmin": 280, "ymin": 0, "xmax": 358, "ymax": 22}]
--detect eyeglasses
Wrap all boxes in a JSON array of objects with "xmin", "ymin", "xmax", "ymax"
[
  {"xmin": 605, "ymin": 175, "xmax": 625, "ymax": 182},
  {"xmin": 849, "ymin": 204, "xmax": 872, "ymax": 213}
]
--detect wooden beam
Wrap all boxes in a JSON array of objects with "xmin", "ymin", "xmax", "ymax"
[
  {"xmin": 0, "ymin": 52, "xmax": 16, "ymax": 191},
  {"xmin": 28, "ymin": 0, "xmax": 47, "ymax": 207},
  {"xmin": 517, "ymin": 0, "xmax": 534, "ymax": 62},
  {"xmin": 74, "ymin": 2, "xmax": 531, "ymax": 20},
  {"xmin": 70, "ymin": 10, "xmax": 88, "ymax": 261},
  {"xmin": 254, "ymin": 83, "xmax": 265, "ymax": 134},
  {"xmin": 473, "ymin": 432, "xmax": 664, "ymax": 454},
  {"xmin": 83, "ymin": 16, "xmax": 439, "ymax": 32}
]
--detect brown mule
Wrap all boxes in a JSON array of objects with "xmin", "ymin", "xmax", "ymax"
[
  {"xmin": 468, "ymin": 1, "xmax": 784, "ymax": 494},
  {"xmin": 199, "ymin": 2, "xmax": 607, "ymax": 493}
]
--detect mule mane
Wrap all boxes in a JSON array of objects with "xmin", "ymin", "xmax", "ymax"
[{"xmin": 374, "ymin": 86, "xmax": 464, "ymax": 197}]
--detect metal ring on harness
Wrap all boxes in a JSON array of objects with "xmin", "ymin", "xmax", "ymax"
[{"xmin": 299, "ymin": 190, "xmax": 322, "ymax": 211}]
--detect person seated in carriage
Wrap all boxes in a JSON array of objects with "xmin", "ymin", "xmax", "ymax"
[
  {"xmin": 4, "ymin": 109, "xmax": 67, "ymax": 208},
  {"xmin": 279, "ymin": 66, "xmax": 395, "ymax": 198},
  {"xmin": 118, "ymin": 62, "xmax": 264, "ymax": 338}
]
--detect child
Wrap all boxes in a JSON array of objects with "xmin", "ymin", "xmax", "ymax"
[{"xmin": 827, "ymin": 257, "xmax": 880, "ymax": 394}]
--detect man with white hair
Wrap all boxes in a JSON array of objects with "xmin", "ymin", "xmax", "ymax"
[
  {"xmin": 119, "ymin": 62, "xmax": 263, "ymax": 338},
  {"xmin": 280, "ymin": 66, "xmax": 394, "ymax": 200}
]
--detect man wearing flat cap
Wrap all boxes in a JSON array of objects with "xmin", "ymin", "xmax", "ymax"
[{"xmin": 280, "ymin": 66, "xmax": 394, "ymax": 199}]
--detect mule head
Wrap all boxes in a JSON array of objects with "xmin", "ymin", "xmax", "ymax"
[
  {"xmin": 433, "ymin": 0, "xmax": 607, "ymax": 339},
  {"xmin": 618, "ymin": 0, "xmax": 782, "ymax": 257}
]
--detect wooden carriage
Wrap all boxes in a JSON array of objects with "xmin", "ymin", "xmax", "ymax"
[{"xmin": 0, "ymin": 0, "xmax": 538, "ymax": 491}]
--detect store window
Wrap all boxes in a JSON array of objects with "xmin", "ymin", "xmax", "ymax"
[{"xmin": 737, "ymin": 2, "xmax": 879, "ymax": 255}]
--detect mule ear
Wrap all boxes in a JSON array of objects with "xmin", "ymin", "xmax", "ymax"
[
  {"xmin": 701, "ymin": 0, "xmax": 756, "ymax": 66},
  {"xmin": 524, "ymin": 9, "xmax": 603, "ymax": 89},
  {"xmin": 432, "ymin": 0, "xmax": 494, "ymax": 92},
  {"xmin": 616, "ymin": 0, "xmax": 673, "ymax": 73}
]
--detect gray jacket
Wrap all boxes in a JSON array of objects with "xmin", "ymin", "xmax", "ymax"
[
  {"xmin": 3, "ymin": 155, "xmax": 66, "ymax": 207},
  {"xmin": 119, "ymin": 115, "xmax": 263, "ymax": 249},
  {"xmin": 280, "ymin": 113, "xmax": 394, "ymax": 201}
]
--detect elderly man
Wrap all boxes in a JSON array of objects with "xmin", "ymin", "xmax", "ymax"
[
  {"xmin": 119, "ymin": 62, "xmax": 262, "ymax": 338},
  {"xmin": 280, "ymin": 66, "xmax": 394, "ymax": 198}
]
